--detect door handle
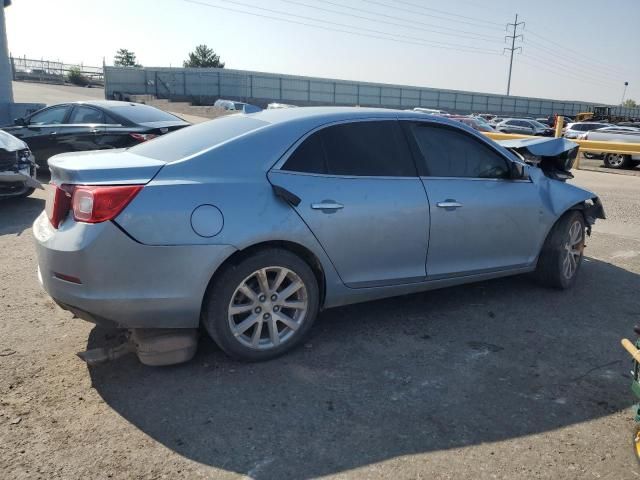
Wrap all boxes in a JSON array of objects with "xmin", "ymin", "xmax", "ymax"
[
  {"xmin": 437, "ymin": 201, "xmax": 463, "ymax": 209},
  {"xmin": 48, "ymin": 131, "xmax": 58, "ymax": 137},
  {"xmin": 89, "ymin": 128, "xmax": 100, "ymax": 134},
  {"xmin": 311, "ymin": 202, "xmax": 344, "ymax": 211}
]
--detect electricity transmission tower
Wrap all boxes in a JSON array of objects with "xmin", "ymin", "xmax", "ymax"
[{"xmin": 504, "ymin": 14, "xmax": 524, "ymax": 96}]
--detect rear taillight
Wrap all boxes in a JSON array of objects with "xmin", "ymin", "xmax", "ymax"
[
  {"xmin": 46, "ymin": 184, "xmax": 142, "ymax": 228},
  {"xmin": 129, "ymin": 133, "xmax": 157, "ymax": 142},
  {"xmin": 46, "ymin": 185, "xmax": 73, "ymax": 229},
  {"xmin": 72, "ymin": 185, "xmax": 143, "ymax": 223}
]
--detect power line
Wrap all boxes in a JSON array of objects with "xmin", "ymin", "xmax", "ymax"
[
  {"xmin": 524, "ymin": 36, "xmax": 630, "ymax": 81},
  {"xmin": 180, "ymin": 0, "xmax": 503, "ymax": 55},
  {"xmin": 521, "ymin": 49, "xmax": 620, "ymax": 87},
  {"xmin": 393, "ymin": 0, "xmax": 504, "ymax": 26},
  {"xmin": 526, "ymin": 29, "xmax": 634, "ymax": 76},
  {"xmin": 504, "ymin": 14, "xmax": 524, "ymax": 95},
  {"xmin": 518, "ymin": 57, "xmax": 616, "ymax": 90},
  {"xmin": 292, "ymin": 0, "xmax": 504, "ymax": 43},
  {"xmin": 210, "ymin": 0, "xmax": 502, "ymax": 51},
  {"xmin": 361, "ymin": 0, "xmax": 501, "ymax": 31}
]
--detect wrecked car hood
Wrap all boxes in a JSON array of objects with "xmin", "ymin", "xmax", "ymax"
[
  {"xmin": 497, "ymin": 137, "xmax": 579, "ymax": 159},
  {"xmin": 0, "ymin": 130, "xmax": 28, "ymax": 152},
  {"xmin": 497, "ymin": 137, "xmax": 579, "ymax": 181}
]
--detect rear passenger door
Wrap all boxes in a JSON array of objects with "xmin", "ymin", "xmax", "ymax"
[
  {"xmin": 402, "ymin": 121, "xmax": 543, "ymax": 278},
  {"xmin": 269, "ymin": 120, "xmax": 430, "ymax": 288}
]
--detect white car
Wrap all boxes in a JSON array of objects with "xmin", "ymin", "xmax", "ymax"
[
  {"xmin": 582, "ymin": 127, "xmax": 640, "ymax": 169},
  {"xmin": 267, "ymin": 103, "xmax": 298, "ymax": 109},
  {"xmin": 563, "ymin": 122, "xmax": 611, "ymax": 139},
  {"xmin": 213, "ymin": 99, "xmax": 248, "ymax": 111},
  {"xmin": 0, "ymin": 130, "xmax": 40, "ymax": 199}
]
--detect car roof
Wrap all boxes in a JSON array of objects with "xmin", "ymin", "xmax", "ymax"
[
  {"xmin": 243, "ymin": 106, "xmax": 464, "ymax": 127},
  {"xmin": 39, "ymin": 100, "xmax": 159, "ymax": 110}
]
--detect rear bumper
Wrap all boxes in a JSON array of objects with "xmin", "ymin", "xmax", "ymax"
[{"xmin": 33, "ymin": 212, "xmax": 236, "ymax": 328}]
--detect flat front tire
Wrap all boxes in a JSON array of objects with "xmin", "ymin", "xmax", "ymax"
[
  {"xmin": 535, "ymin": 211, "xmax": 586, "ymax": 289},
  {"xmin": 203, "ymin": 248, "xmax": 320, "ymax": 361}
]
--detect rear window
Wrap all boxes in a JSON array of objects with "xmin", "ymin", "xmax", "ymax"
[
  {"xmin": 109, "ymin": 104, "xmax": 183, "ymax": 124},
  {"xmin": 130, "ymin": 115, "xmax": 269, "ymax": 161}
]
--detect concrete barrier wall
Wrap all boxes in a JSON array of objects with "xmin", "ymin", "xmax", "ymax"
[{"xmin": 104, "ymin": 66, "xmax": 640, "ymax": 118}]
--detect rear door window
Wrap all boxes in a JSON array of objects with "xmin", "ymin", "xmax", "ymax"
[
  {"xmin": 282, "ymin": 121, "xmax": 416, "ymax": 177},
  {"xmin": 68, "ymin": 106, "xmax": 106, "ymax": 124}
]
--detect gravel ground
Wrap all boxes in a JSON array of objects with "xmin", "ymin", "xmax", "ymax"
[{"xmin": 1, "ymin": 170, "xmax": 640, "ymax": 480}]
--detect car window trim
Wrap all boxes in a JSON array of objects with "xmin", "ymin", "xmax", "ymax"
[
  {"xmin": 274, "ymin": 117, "xmax": 420, "ymax": 178},
  {"xmin": 400, "ymin": 120, "xmax": 516, "ymax": 180}
]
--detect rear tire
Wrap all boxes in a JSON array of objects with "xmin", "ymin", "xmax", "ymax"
[
  {"xmin": 535, "ymin": 211, "xmax": 585, "ymax": 289},
  {"xmin": 202, "ymin": 248, "xmax": 320, "ymax": 361},
  {"xmin": 604, "ymin": 153, "xmax": 631, "ymax": 169}
]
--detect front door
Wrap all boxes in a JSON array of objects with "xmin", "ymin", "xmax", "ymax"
[
  {"xmin": 269, "ymin": 120, "xmax": 430, "ymax": 288},
  {"xmin": 402, "ymin": 121, "xmax": 543, "ymax": 278},
  {"xmin": 19, "ymin": 105, "xmax": 72, "ymax": 167}
]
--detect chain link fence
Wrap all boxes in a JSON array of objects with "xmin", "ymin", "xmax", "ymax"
[{"xmin": 10, "ymin": 57, "xmax": 104, "ymax": 85}]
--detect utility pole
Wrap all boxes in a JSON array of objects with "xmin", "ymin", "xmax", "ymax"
[
  {"xmin": 504, "ymin": 14, "xmax": 524, "ymax": 96},
  {"xmin": 0, "ymin": 0, "xmax": 14, "ymax": 104},
  {"xmin": 621, "ymin": 81, "xmax": 629, "ymax": 105}
]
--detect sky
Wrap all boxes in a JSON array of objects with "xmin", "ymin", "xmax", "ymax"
[{"xmin": 5, "ymin": 0, "xmax": 640, "ymax": 105}]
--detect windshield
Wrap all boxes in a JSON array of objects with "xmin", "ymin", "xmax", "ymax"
[{"xmin": 130, "ymin": 114, "xmax": 269, "ymax": 161}]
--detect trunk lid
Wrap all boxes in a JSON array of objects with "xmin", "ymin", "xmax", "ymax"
[{"xmin": 48, "ymin": 149, "xmax": 166, "ymax": 186}]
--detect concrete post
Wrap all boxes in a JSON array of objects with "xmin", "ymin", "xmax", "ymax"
[{"xmin": 0, "ymin": 3, "xmax": 14, "ymax": 102}]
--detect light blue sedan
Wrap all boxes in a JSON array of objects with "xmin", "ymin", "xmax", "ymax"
[{"xmin": 34, "ymin": 107, "xmax": 604, "ymax": 362}]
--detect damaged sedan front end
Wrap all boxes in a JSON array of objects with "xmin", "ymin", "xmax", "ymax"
[
  {"xmin": 0, "ymin": 130, "xmax": 42, "ymax": 199},
  {"xmin": 497, "ymin": 136, "xmax": 605, "ymax": 232}
]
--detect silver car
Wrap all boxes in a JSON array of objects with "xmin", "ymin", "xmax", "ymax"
[
  {"xmin": 563, "ymin": 122, "xmax": 611, "ymax": 139},
  {"xmin": 582, "ymin": 127, "xmax": 640, "ymax": 169},
  {"xmin": 34, "ymin": 108, "xmax": 605, "ymax": 362}
]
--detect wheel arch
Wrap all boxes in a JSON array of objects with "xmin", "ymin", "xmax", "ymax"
[
  {"xmin": 536, "ymin": 198, "xmax": 599, "ymax": 265},
  {"xmin": 200, "ymin": 240, "xmax": 327, "ymax": 322}
]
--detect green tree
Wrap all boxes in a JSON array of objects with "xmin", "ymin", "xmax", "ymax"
[
  {"xmin": 183, "ymin": 45, "xmax": 225, "ymax": 68},
  {"xmin": 622, "ymin": 99, "xmax": 637, "ymax": 108},
  {"xmin": 114, "ymin": 49, "xmax": 141, "ymax": 67},
  {"xmin": 67, "ymin": 66, "xmax": 90, "ymax": 86}
]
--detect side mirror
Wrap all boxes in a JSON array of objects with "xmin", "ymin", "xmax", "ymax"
[
  {"xmin": 14, "ymin": 117, "xmax": 27, "ymax": 126},
  {"xmin": 509, "ymin": 162, "xmax": 529, "ymax": 180},
  {"xmin": 510, "ymin": 162, "xmax": 527, "ymax": 180}
]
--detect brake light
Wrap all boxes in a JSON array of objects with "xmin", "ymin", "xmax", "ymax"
[
  {"xmin": 72, "ymin": 185, "xmax": 143, "ymax": 223},
  {"xmin": 46, "ymin": 185, "xmax": 73, "ymax": 228},
  {"xmin": 129, "ymin": 133, "xmax": 157, "ymax": 142}
]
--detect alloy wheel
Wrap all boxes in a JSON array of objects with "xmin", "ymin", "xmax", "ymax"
[
  {"xmin": 227, "ymin": 267, "xmax": 308, "ymax": 350},
  {"xmin": 606, "ymin": 153, "xmax": 625, "ymax": 168},
  {"xmin": 562, "ymin": 220, "xmax": 583, "ymax": 280}
]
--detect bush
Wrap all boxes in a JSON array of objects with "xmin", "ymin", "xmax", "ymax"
[{"xmin": 67, "ymin": 67, "xmax": 90, "ymax": 86}]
